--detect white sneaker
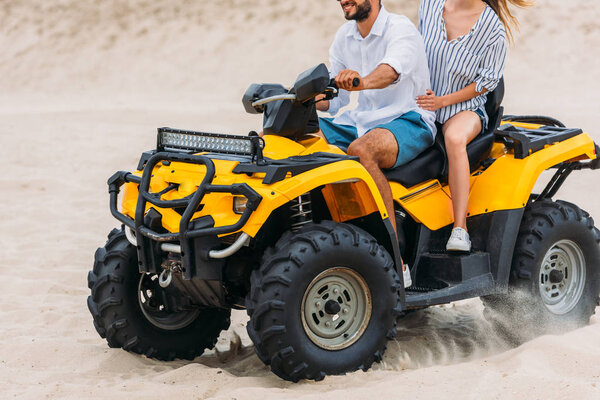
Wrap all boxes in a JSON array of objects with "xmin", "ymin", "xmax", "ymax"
[
  {"xmin": 446, "ymin": 227, "xmax": 471, "ymax": 252},
  {"xmin": 403, "ymin": 264, "xmax": 412, "ymax": 288}
]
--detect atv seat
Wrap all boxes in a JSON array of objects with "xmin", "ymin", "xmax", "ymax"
[{"xmin": 385, "ymin": 79, "xmax": 505, "ymax": 188}]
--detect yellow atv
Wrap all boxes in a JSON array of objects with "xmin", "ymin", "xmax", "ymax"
[{"xmin": 87, "ymin": 64, "xmax": 600, "ymax": 381}]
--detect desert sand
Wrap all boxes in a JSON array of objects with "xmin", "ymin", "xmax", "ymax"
[{"xmin": 1, "ymin": 0, "xmax": 599, "ymax": 399}]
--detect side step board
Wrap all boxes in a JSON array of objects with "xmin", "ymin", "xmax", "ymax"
[
  {"xmin": 404, "ymin": 251, "xmax": 497, "ymax": 308},
  {"xmin": 405, "ymin": 273, "xmax": 495, "ymax": 308}
]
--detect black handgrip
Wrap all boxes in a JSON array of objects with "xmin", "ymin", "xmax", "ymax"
[{"xmin": 328, "ymin": 77, "xmax": 361, "ymax": 89}]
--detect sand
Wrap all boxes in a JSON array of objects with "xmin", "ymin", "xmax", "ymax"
[{"xmin": 1, "ymin": 0, "xmax": 599, "ymax": 399}]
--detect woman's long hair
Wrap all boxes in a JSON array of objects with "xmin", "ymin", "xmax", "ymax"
[{"xmin": 483, "ymin": 0, "xmax": 534, "ymax": 42}]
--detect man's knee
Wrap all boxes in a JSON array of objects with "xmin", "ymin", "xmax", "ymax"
[
  {"xmin": 347, "ymin": 140, "xmax": 370, "ymax": 160},
  {"xmin": 355, "ymin": 129, "xmax": 398, "ymax": 168}
]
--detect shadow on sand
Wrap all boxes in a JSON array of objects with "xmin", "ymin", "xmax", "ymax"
[{"xmin": 191, "ymin": 300, "xmax": 517, "ymax": 378}]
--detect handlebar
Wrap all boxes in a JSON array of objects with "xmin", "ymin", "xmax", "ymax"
[
  {"xmin": 328, "ymin": 77, "xmax": 360, "ymax": 89},
  {"xmin": 251, "ymin": 77, "xmax": 361, "ymax": 109}
]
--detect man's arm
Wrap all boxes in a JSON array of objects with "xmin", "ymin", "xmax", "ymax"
[
  {"xmin": 335, "ymin": 64, "xmax": 399, "ymax": 91},
  {"xmin": 317, "ymin": 64, "xmax": 399, "ymax": 111},
  {"xmin": 337, "ymin": 24, "xmax": 420, "ymax": 92}
]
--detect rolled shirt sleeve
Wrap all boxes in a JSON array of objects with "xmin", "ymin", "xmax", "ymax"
[
  {"xmin": 377, "ymin": 29, "xmax": 422, "ymax": 84},
  {"xmin": 475, "ymin": 29, "xmax": 507, "ymax": 93}
]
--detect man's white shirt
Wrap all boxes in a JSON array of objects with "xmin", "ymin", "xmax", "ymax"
[{"xmin": 326, "ymin": 7, "xmax": 437, "ymax": 138}]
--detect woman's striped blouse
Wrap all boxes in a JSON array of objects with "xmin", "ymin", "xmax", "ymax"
[{"xmin": 419, "ymin": 0, "xmax": 507, "ymax": 127}]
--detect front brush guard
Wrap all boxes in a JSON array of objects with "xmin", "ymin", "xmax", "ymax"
[{"xmin": 108, "ymin": 152, "xmax": 262, "ymax": 279}]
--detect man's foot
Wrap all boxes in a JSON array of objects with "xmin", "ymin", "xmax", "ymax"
[
  {"xmin": 446, "ymin": 227, "xmax": 471, "ymax": 252},
  {"xmin": 403, "ymin": 264, "xmax": 412, "ymax": 288}
]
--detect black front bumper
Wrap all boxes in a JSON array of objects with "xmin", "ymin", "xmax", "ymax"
[{"xmin": 108, "ymin": 151, "xmax": 262, "ymax": 280}]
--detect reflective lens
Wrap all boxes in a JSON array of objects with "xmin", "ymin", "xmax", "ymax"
[{"xmin": 233, "ymin": 197, "xmax": 248, "ymax": 214}]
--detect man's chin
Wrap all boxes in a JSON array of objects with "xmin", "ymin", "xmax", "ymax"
[{"xmin": 343, "ymin": 4, "xmax": 371, "ymax": 22}]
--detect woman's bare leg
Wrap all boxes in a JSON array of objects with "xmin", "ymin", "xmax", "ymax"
[{"xmin": 442, "ymin": 111, "xmax": 482, "ymax": 230}]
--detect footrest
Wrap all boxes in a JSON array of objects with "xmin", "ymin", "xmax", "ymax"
[{"xmin": 416, "ymin": 252, "xmax": 491, "ymax": 284}]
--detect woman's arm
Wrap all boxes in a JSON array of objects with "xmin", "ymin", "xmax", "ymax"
[
  {"xmin": 416, "ymin": 82, "xmax": 487, "ymax": 111},
  {"xmin": 417, "ymin": 25, "xmax": 507, "ymax": 112}
]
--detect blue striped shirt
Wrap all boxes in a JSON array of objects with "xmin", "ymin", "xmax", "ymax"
[{"xmin": 419, "ymin": 0, "xmax": 507, "ymax": 126}]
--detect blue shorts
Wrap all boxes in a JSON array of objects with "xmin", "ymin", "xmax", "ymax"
[
  {"xmin": 440, "ymin": 108, "xmax": 487, "ymax": 135},
  {"xmin": 319, "ymin": 111, "xmax": 434, "ymax": 168}
]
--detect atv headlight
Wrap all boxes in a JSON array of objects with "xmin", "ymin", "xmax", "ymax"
[
  {"xmin": 233, "ymin": 197, "xmax": 248, "ymax": 214},
  {"xmin": 158, "ymin": 127, "xmax": 262, "ymax": 155}
]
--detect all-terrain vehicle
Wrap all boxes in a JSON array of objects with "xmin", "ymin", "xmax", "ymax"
[{"xmin": 88, "ymin": 64, "xmax": 600, "ymax": 381}]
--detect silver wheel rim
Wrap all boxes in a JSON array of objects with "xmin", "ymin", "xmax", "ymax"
[
  {"xmin": 301, "ymin": 267, "xmax": 372, "ymax": 350},
  {"xmin": 538, "ymin": 239, "xmax": 586, "ymax": 315},
  {"xmin": 138, "ymin": 273, "xmax": 200, "ymax": 330}
]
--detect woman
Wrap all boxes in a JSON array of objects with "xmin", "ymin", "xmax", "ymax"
[{"xmin": 416, "ymin": 0, "xmax": 530, "ymax": 252}]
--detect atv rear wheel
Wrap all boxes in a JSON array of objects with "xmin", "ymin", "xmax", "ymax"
[
  {"xmin": 87, "ymin": 227, "xmax": 231, "ymax": 360},
  {"xmin": 246, "ymin": 221, "xmax": 402, "ymax": 382},
  {"xmin": 483, "ymin": 200, "xmax": 600, "ymax": 343}
]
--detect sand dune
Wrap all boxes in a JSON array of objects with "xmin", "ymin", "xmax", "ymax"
[{"xmin": 1, "ymin": 1, "xmax": 599, "ymax": 399}]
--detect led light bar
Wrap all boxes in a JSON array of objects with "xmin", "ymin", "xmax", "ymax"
[{"xmin": 157, "ymin": 127, "xmax": 262, "ymax": 155}]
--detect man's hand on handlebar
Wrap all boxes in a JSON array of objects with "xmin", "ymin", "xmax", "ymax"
[{"xmin": 335, "ymin": 69, "xmax": 364, "ymax": 91}]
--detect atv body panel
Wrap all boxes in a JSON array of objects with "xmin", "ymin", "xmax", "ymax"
[{"xmin": 119, "ymin": 135, "xmax": 390, "ymax": 239}]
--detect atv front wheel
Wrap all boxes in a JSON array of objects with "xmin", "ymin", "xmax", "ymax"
[
  {"xmin": 246, "ymin": 221, "xmax": 402, "ymax": 381},
  {"xmin": 483, "ymin": 200, "xmax": 600, "ymax": 342},
  {"xmin": 87, "ymin": 227, "xmax": 231, "ymax": 360}
]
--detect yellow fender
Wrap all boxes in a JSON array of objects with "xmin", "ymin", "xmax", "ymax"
[{"xmin": 119, "ymin": 135, "xmax": 391, "ymax": 238}]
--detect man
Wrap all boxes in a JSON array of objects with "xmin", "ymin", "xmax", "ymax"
[{"xmin": 317, "ymin": 0, "xmax": 436, "ymax": 240}]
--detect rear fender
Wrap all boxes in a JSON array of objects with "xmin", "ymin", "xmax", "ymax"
[
  {"xmin": 468, "ymin": 132, "xmax": 597, "ymax": 216},
  {"xmin": 388, "ymin": 132, "xmax": 597, "ymax": 232}
]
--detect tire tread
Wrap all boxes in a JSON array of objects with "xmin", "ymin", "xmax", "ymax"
[
  {"xmin": 87, "ymin": 228, "xmax": 231, "ymax": 361},
  {"xmin": 482, "ymin": 199, "xmax": 600, "ymax": 343},
  {"xmin": 246, "ymin": 221, "xmax": 402, "ymax": 381}
]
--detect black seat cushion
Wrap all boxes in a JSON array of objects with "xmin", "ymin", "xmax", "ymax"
[{"xmin": 385, "ymin": 79, "xmax": 505, "ymax": 188}]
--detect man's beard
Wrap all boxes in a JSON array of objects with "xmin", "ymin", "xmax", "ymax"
[{"xmin": 344, "ymin": 1, "xmax": 372, "ymax": 22}]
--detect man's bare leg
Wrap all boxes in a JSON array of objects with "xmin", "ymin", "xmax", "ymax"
[
  {"xmin": 347, "ymin": 128, "xmax": 406, "ymax": 268},
  {"xmin": 312, "ymin": 130, "xmax": 327, "ymax": 140},
  {"xmin": 347, "ymin": 128, "xmax": 398, "ymax": 230},
  {"xmin": 295, "ymin": 129, "xmax": 395, "ymax": 225}
]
